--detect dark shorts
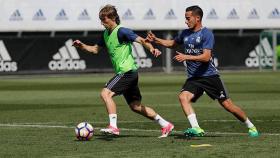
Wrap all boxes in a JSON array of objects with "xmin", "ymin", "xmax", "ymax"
[
  {"xmin": 181, "ymin": 75, "xmax": 229, "ymax": 102},
  {"xmin": 105, "ymin": 70, "xmax": 142, "ymax": 105}
]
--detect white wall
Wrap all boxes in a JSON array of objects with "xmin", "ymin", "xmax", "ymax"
[{"xmin": 0, "ymin": 0, "xmax": 279, "ymax": 31}]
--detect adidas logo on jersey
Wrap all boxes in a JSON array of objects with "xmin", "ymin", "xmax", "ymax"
[
  {"xmin": 245, "ymin": 38, "xmax": 273, "ymax": 67},
  {"xmin": 33, "ymin": 9, "xmax": 46, "ymax": 21},
  {"xmin": 78, "ymin": 9, "xmax": 91, "ymax": 20},
  {"xmin": 9, "ymin": 9, "xmax": 23, "ymax": 21},
  {"xmin": 0, "ymin": 40, "xmax": 18, "ymax": 72},
  {"xmin": 131, "ymin": 42, "xmax": 152, "ymax": 68},
  {"xmin": 48, "ymin": 39, "xmax": 86, "ymax": 71}
]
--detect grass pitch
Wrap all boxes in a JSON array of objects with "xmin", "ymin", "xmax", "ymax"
[{"xmin": 0, "ymin": 72, "xmax": 279, "ymax": 158}]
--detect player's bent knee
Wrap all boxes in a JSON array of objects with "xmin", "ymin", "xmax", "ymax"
[
  {"xmin": 178, "ymin": 93, "xmax": 185, "ymax": 101},
  {"xmin": 220, "ymin": 99, "xmax": 236, "ymax": 112},
  {"xmin": 220, "ymin": 99, "xmax": 232, "ymax": 107},
  {"xmin": 129, "ymin": 105, "xmax": 141, "ymax": 112},
  {"xmin": 129, "ymin": 101, "xmax": 141, "ymax": 112},
  {"xmin": 100, "ymin": 88, "xmax": 113, "ymax": 100},
  {"xmin": 178, "ymin": 92, "xmax": 192, "ymax": 102},
  {"xmin": 100, "ymin": 89, "xmax": 107, "ymax": 99}
]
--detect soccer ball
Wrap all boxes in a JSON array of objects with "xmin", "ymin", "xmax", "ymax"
[{"xmin": 75, "ymin": 122, "xmax": 94, "ymax": 140}]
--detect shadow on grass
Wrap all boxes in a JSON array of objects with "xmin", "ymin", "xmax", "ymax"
[
  {"xmin": 94, "ymin": 133, "xmax": 223, "ymax": 141},
  {"xmin": 172, "ymin": 133, "xmax": 222, "ymax": 140},
  {"xmin": 73, "ymin": 133, "xmax": 224, "ymax": 142},
  {"xmin": 93, "ymin": 134, "xmax": 156, "ymax": 141}
]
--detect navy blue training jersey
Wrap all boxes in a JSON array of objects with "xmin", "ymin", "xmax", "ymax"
[
  {"xmin": 174, "ymin": 27, "xmax": 218, "ymax": 78},
  {"xmin": 97, "ymin": 27, "xmax": 138, "ymax": 47}
]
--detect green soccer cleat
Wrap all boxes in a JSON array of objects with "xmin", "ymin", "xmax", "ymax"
[
  {"xmin": 248, "ymin": 126, "xmax": 259, "ymax": 137},
  {"xmin": 184, "ymin": 127, "xmax": 205, "ymax": 137}
]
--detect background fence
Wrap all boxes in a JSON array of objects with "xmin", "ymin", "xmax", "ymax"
[{"xmin": 0, "ymin": 0, "xmax": 279, "ymax": 74}]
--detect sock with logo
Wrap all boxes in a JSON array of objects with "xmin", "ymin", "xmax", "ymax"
[
  {"xmin": 187, "ymin": 113, "xmax": 200, "ymax": 128},
  {"xmin": 154, "ymin": 114, "xmax": 169, "ymax": 127},
  {"xmin": 109, "ymin": 114, "xmax": 117, "ymax": 128},
  {"xmin": 244, "ymin": 118, "xmax": 255, "ymax": 128}
]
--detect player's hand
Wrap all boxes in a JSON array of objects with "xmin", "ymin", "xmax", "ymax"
[
  {"xmin": 72, "ymin": 40, "xmax": 83, "ymax": 48},
  {"xmin": 173, "ymin": 51, "xmax": 187, "ymax": 62},
  {"xmin": 145, "ymin": 31, "xmax": 156, "ymax": 42},
  {"xmin": 150, "ymin": 48, "xmax": 162, "ymax": 57}
]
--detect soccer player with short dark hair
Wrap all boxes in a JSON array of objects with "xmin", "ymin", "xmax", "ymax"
[
  {"xmin": 146, "ymin": 5, "xmax": 259, "ymax": 137},
  {"xmin": 73, "ymin": 4, "xmax": 174, "ymax": 138}
]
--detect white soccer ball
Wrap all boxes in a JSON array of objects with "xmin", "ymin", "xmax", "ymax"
[{"xmin": 75, "ymin": 122, "xmax": 94, "ymax": 140}]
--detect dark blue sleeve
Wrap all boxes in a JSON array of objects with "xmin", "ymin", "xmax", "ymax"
[
  {"xmin": 97, "ymin": 34, "xmax": 105, "ymax": 47},
  {"xmin": 202, "ymin": 29, "xmax": 214, "ymax": 50},
  {"xmin": 174, "ymin": 30, "xmax": 186, "ymax": 45},
  {"xmin": 117, "ymin": 27, "xmax": 138, "ymax": 43}
]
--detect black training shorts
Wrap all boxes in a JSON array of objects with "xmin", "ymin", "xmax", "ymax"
[
  {"xmin": 181, "ymin": 75, "xmax": 229, "ymax": 102},
  {"xmin": 105, "ymin": 70, "xmax": 142, "ymax": 105}
]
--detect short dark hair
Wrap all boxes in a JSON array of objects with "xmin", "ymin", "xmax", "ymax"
[
  {"xmin": 99, "ymin": 4, "xmax": 120, "ymax": 24},
  {"xmin": 185, "ymin": 5, "xmax": 203, "ymax": 21}
]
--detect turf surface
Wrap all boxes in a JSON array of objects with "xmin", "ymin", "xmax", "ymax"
[{"xmin": 0, "ymin": 72, "xmax": 279, "ymax": 158}]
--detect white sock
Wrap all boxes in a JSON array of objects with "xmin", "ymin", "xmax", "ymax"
[
  {"xmin": 109, "ymin": 114, "xmax": 117, "ymax": 128},
  {"xmin": 245, "ymin": 118, "xmax": 254, "ymax": 128},
  {"xmin": 187, "ymin": 113, "xmax": 200, "ymax": 128},
  {"xmin": 154, "ymin": 114, "xmax": 169, "ymax": 127}
]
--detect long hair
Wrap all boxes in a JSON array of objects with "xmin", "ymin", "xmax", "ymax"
[{"xmin": 99, "ymin": 4, "xmax": 120, "ymax": 24}]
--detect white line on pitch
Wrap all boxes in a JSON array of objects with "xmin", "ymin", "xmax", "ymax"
[
  {"xmin": 3, "ymin": 119, "xmax": 280, "ymax": 125},
  {"xmin": 0, "ymin": 123, "xmax": 279, "ymax": 136},
  {"xmin": 0, "ymin": 123, "xmax": 69, "ymax": 128}
]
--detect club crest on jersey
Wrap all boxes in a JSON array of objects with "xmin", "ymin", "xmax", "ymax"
[
  {"xmin": 184, "ymin": 37, "xmax": 188, "ymax": 43},
  {"xmin": 196, "ymin": 36, "xmax": 201, "ymax": 43}
]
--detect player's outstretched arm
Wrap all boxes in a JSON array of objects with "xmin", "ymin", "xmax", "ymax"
[
  {"xmin": 146, "ymin": 31, "xmax": 177, "ymax": 48},
  {"xmin": 135, "ymin": 36, "xmax": 161, "ymax": 57},
  {"xmin": 72, "ymin": 40, "xmax": 99, "ymax": 54}
]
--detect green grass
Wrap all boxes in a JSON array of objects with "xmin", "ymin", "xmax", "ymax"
[{"xmin": 0, "ymin": 72, "xmax": 280, "ymax": 158}]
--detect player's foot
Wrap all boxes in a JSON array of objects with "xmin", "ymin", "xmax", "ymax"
[
  {"xmin": 158, "ymin": 123, "xmax": 174, "ymax": 138},
  {"xmin": 248, "ymin": 126, "xmax": 259, "ymax": 137},
  {"xmin": 184, "ymin": 127, "xmax": 205, "ymax": 137},
  {"xmin": 100, "ymin": 125, "xmax": 120, "ymax": 136}
]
